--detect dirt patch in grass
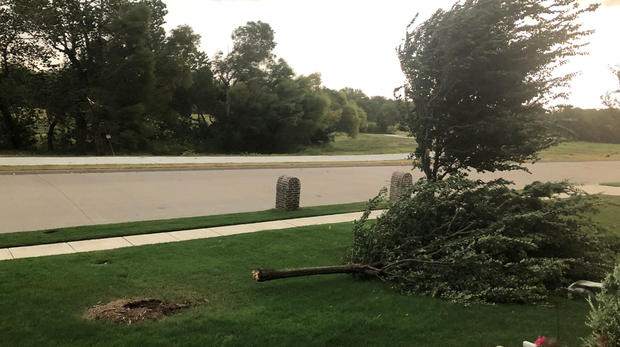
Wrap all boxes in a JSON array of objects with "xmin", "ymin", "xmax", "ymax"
[{"xmin": 85, "ymin": 298, "xmax": 191, "ymax": 324}]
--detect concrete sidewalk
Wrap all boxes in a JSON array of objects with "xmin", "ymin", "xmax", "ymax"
[
  {"xmin": 0, "ymin": 210, "xmax": 384, "ymax": 261},
  {"xmin": 0, "ymin": 154, "xmax": 409, "ymax": 166}
]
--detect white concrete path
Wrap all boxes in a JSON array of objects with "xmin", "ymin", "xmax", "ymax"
[
  {"xmin": 0, "ymin": 154, "xmax": 409, "ymax": 166},
  {"xmin": 0, "ymin": 210, "xmax": 384, "ymax": 261}
]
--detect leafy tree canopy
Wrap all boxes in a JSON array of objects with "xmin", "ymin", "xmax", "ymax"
[
  {"xmin": 602, "ymin": 65, "xmax": 620, "ymax": 109},
  {"xmin": 399, "ymin": 0, "xmax": 598, "ymax": 180}
]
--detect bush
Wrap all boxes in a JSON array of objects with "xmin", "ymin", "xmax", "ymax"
[
  {"xmin": 584, "ymin": 263, "xmax": 620, "ymax": 347},
  {"xmin": 350, "ymin": 176, "xmax": 610, "ymax": 304},
  {"xmin": 365, "ymin": 122, "xmax": 381, "ymax": 134}
]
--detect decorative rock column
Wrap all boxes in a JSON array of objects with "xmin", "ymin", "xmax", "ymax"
[
  {"xmin": 276, "ymin": 175, "xmax": 301, "ymax": 211},
  {"xmin": 389, "ymin": 172, "xmax": 413, "ymax": 201}
]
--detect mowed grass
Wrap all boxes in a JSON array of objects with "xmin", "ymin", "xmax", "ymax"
[
  {"xmin": 0, "ymin": 222, "xmax": 597, "ymax": 347},
  {"xmin": 297, "ymin": 133, "xmax": 416, "ymax": 155},
  {"xmin": 0, "ymin": 201, "xmax": 375, "ymax": 249},
  {"xmin": 0, "ymin": 133, "xmax": 417, "ymax": 157},
  {"xmin": 2, "ymin": 138, "xmax": 620, "ymax": 164},
  {"xmin": 539, "ymin": 141, "xmax": 620, "ymax": 161},
  {"xmin": 1, "ymin": 196, "xmax": 619, "ymax": 346},
  {"xmin": 600, "ymin": 182, "xmax": 620, "ymax": 187}
]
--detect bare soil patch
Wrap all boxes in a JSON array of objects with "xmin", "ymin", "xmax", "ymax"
[{"xmin": 85, "ymin": 298, "xmax": 191, "ymax": 324}]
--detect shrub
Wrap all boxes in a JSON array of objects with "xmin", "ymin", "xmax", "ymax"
[
  {"xmin": 350, "ymin": 176, "xmax": 610, "ymax": 303},
  {"xmin": 584, "ymin": 263, "xmax": 620, "ymax": 347}
]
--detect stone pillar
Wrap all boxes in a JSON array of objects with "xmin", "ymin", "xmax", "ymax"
[
  {"xmin": 389, "ymin": 171, "xmax": 413, "ymax": 201},
  {"xmin": 276, "ymin": 175, "xmax": 301, "ymax": 211}
]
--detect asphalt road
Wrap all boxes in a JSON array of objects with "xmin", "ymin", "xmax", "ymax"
[{"xmin": 1, "ymin": 161, "xmax": 619, "ymax": 233}]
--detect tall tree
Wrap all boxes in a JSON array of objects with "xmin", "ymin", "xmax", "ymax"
[
  {"xmin": 399, "ymin": 0, "xmax": 598, "ymax": 180},
  {"xmin": 0, "ymin": 0, "xmax": 48, "ymax": 149},
  {"xmin": 214, "ymin": 21, "xmax": 276, "ymax": 121},
  {"xmin": 602, "ymin": 65, "xmax": 620, "ymax": 109},
  {"xmin": 17, "ymin": 0, "xmax": 123, "ymax": 153},
  {"xmin": 100, "ymin": 2, "xmax": 156, "ymax": 151}
]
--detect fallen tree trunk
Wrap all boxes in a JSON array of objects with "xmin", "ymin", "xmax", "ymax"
[{"xmin": 252, "ymin": 264, "xmax": 380, "ymax": 282}]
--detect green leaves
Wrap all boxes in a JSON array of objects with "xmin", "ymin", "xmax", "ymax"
[
  {"xmin": 351, "ymin": 177, "xmax": 610, "ymax": 303},
  {"xmin": 585, "ymin": 263, "xmax": 620, "ymax": 347},
  {"xmin": 399, "ymin": 0, "xmax": 597, "ymax": 180}
]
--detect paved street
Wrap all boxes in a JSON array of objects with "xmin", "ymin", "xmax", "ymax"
[{"xmin": 1, "ymin": 161, "xmax": 619, "ymax": 233}]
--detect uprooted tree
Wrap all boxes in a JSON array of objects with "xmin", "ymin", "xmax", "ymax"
[
  {"xmin": 253, "ymin": 178, "xmax": 611, "ymax": 303},
  {"xmin": 251, "ymin": 0, "xmax": 611, "ymax": 304}
]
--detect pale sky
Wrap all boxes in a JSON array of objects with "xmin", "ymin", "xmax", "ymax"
[{"xmin": 163, "ymin": 0, "xmax": 620, "ymax": 109}]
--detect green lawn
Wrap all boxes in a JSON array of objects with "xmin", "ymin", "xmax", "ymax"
[
  {"xmin": 0, "ymin": 223, "xmax": 596, "ymax": 347},
  {"xmin": 539, "ymin": 141, "xmax": 620, "ymax": 162},
  {"xmin": 1, "ymin": 196, "xmax": 618, "ymax": 346},
  {"xmin": 285, "ymin": 133, "xmax": 416, "ymax": 155},
  {"xmin": 600, "ymin": 182, "xmax": 620, "ymax": 187},
  {"xmin": 3, "ymin": 138, "xmax": 620, "ymax": 165},
  {"xmin": 0, "ymin": 201, "xmax": 375, "ymax": 249},
  {"xmin": 0, "ymin": 133, "xmax": 417, "ymax": 157}
]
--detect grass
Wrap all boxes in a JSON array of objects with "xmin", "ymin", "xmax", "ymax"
[
  {"xmin": 297, "ymin": 133, "xmax": 416, "ymax": 155},
  {"xmin": 0, "ymin": 223, "xmax": 598, "ymax": 347},
  {"xmin": 539, "ymin": 141, "xmax": 620, "ymax": 162},
  {"xmin": 0, "ymin": 201, "xmax": 377, "ymax": 249},
  {"xmin": 600, "ymin": 182, "xmax": 620, "ymax": 187},
  {"xmin": 0, "ymin": 196, "xmax": 618, "ymax": 346},
  {"xmin": 0, "ymin": 133, "xmax": 417, "ymax": 158}
]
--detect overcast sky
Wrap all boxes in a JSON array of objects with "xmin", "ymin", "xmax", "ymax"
[{"xmin": 163, "ymin": 0, "xmax": 620, "ymax": 109}]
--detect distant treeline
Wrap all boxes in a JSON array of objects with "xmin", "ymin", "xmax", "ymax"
[
  {"xmin": 551, "ymin": 108, "xmax": 620, "ymax": 144},
  {"xmin": 0, "ymin": 0, "xmax": 407, "ymax": 155}
]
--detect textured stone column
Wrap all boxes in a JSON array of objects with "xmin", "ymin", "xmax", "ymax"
[
  {"xmin": 276, "ymin": 175, "xmax": 301, "ymax": 211},
  {"xmin": 389, "ymin": 172, "xmax": 413, "ymax": 201}
]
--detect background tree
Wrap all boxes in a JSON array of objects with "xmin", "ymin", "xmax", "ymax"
[
  {"xmin": 340, "ymin": 88, "xmax": 407, "ymax": 134},
  {"xmin": 0, "ymin": 0, "xmax": 49, "ymax": 149},
  {"xmin": 100, "ymin": 2, "xmax": 156, "ymax": 152},
  {"xmin": 213, "ymin": 20, "xmax": 275, "ymax": 121},
  {"xmin": 550, "ymin": 107, "xmax": 620, "ymax": 144},
  {"xmin": 321, "ymin": 89, "xmax": 366, "ymax": 138},
  {"xmin": 18, "ymin": 0, "xmax": 119, "ymax": 153},
  {"xmin": 602, "ymin": 65, "xmax": 620, "ymax": 109},
  {"xmin": 399, "ymin": 0, "xmax": 598, "ymax": 180},
  {"xmin": 33, "ymin": 68, "xmax": 74, "ymax": 151}
]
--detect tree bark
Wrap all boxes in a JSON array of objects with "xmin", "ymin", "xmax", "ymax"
[
  {"xmin": 92, "ymin": 118, "xmax": 104, "ymax": 156},
  {"xmin": 47, "ymin": 119, "xmax": 57, "ymax": 151},
  {"xmin": 75, "ymin": 113, "xmax": 88, "ymax": 154},
  {"xmin": 0, "ymin": 98, "xmax": 19, "ymax": 149},
  {"xmin": 252, "ymin": 264, "xmax": 380, "ymax": 282}
]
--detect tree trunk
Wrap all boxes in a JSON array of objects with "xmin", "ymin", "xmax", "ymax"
[
  {"xmin": 252, "ymin": 264, "xmax": 380, "ymax": 282},
  {"xmin": 47, "ymin": 119, "xmax": 57, "ymax": 151},
  {"xmin": 75, "ymin": 113, "xmax": 88, "ymax": 154},
  {"xmin": 0, "ymin": 97, "xmax": 24, "ymax": 149},
  {"xmin": 421, "ymin": 147, "xmax": 434, "ymax": 180},
  {"xmin": 92, "ymin": 118, "xmax": 104, "ymax": 156}
]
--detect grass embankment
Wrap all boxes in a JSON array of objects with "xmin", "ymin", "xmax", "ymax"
[
  {"xmin": 0, "ymin": 201, "xmax": 375, "ymax": 249},
  {"xmin": 0, "ymin": 196, "xmax": 618, "ymax": 346}
]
